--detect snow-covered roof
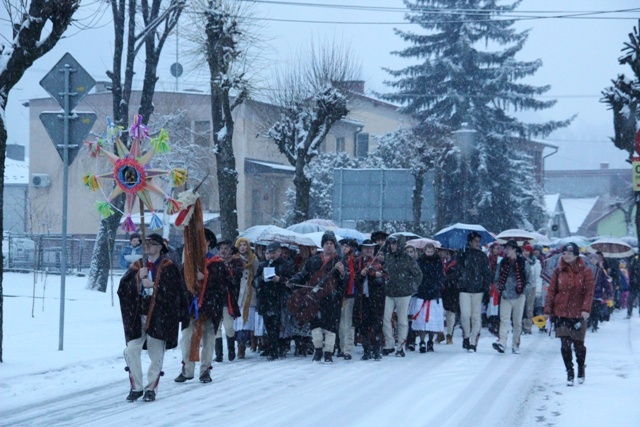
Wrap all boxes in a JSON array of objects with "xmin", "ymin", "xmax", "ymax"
[
  {"xmin": 544, "ymin": 194, "xmax": 560, "ymax": 215},
  {"xmin": 4, "ymin": 157, "xmax": 29, "ymax": 185},
  {"xmin": 245, "ymin": 159, "xmax": 295, "ymax": 173},
  {"xmin": 561, "ymin": 197, "xmax": 599, "ymax": 234}
]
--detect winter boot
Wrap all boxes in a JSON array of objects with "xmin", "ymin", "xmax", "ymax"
[
  {"xmin": 446, "ymin": 334, "xmax": 453, "ymax": 345},
  {"xmin": 214, "ymin": 337, "xmax": 224, "ymax": 363},
  {"xmin": 395, "ymin": 348, "xmax": 405, "ymax": 357},
  {"xmin": 577, "ymin": 365, "xmax": 586, "ymax": 384},
  {"xmin": 312, "ymin": 347, "xmax": 323, "ymax": 362},
  {"xmin": 427, "ymin": 340, "xmax": 435, "ymax": 352},
  {"xmin": 199, "ymin": 370, "xmax": 212, "ymax": 383},
  {"xmin": 566, "ymin": 368, "xmax": 575, "ymax": 386},
  {"xmin": 324, "ymin": 352, "xmax": 334, "ymax": 363},
  {"xmin": 436, "ymin": 332, "xmax": 446, "ymax": 344},
  {"xmin": 238, "ymin": 343, "xmax": 246, "ymax": 359},
  {"xmin": 126, "ymin": 390, "xmax": 144, "ymax": 402},
  {"xmin": 174, "ymin": 372, "xmax": 193, "ymax": 383},
  {"xmin": 143, "ymin": 390, "xmax": 156, "ymax": 402},
  {"xmin": 227, "ymin": 337, "xmax": 236, "ymax": 361},
  {"xmin": 250, "ymin": 334, "xmax": 258, "ymax": 352},
  {"xmin": 463, "ymin": 337, "xmax": 470, "ymax": 350},
  {"xmin": 419, "ymin": 341, "xmax": 427, "ymax": 353},
  {"xmin": 361, "ymin": 346, "xmax": 372, "ymax": 361}
]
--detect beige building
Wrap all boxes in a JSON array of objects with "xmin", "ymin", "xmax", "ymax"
[{"xmin": 27, "ymin": 81, "xmax": 400, "ymax": 237}]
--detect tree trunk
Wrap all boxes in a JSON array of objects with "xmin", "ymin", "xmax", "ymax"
[
  {"xmin": 412, "ymin": 171, "xmax": 424, "ymax": 232},
  {"xmin": 293, "ymin": 157, "xmax": 312, "ymax": 224},
  {"xmin": 0, "ymin": 118, "xmax": 6, "ymax": 362},
  {"xmin": 212, "ymin": 89, "xmax": 240, "ymax": 240}
]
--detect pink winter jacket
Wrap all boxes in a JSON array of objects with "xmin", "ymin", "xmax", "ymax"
[{"xmin": 544, "ymin": 257, "xmax": 595, "ymax": 319}]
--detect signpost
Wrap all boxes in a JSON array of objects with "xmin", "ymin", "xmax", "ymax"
[{"xmin": 39, "ymin": 53, "xmax": 96, "ymax": 351}]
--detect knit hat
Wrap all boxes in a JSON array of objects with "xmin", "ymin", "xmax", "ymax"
[
  {"xmin": 321, "ymin": 231, "xmax": 338, "ymax": 247},
  {"xmin": 522, "ymin": 244, "xmax": 534, "ymax": 253},
  {"xmin": 561, "ymin": 242, "xmax": 579, "ymax": 256}
]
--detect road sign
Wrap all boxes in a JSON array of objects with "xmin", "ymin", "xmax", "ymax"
[
  {"xmin": 170, "ymin": 62, "xmax": 183, "ymax": 77},
  {"xmin": 40, "ymin": 111, "xmax": 97, "ymax": 164},
  {"xmin": 40, "ymin": 53, "xmax": 95, "ymax": 111}
]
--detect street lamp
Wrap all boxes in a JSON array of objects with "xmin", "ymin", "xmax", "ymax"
[{"xmin": 452, "ymin": 124, "xmax": 478, "ymax": 223}]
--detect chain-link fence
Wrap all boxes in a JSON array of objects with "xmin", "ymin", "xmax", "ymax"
[{"xmin": 2, "ymin": 233, "xmax": 129, "ymax": 273}]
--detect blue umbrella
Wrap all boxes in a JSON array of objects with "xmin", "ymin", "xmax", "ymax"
[
  {"xmin": 434, "ymin": 223, "xmax": 495, "ymax": 250},
  {"xmin": 335, "ymin": 228, "xmax": 367, "ymax": 243}
]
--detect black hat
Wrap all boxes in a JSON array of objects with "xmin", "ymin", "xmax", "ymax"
[
  {"xmin": 339, "ymin": 238, "xmax": 359, "ymax": 250},
  {"xmin": 561, "ymin": 242, "xmax": 580, "ymax": 256},
  {"xmin": 204, "ymin": 229, "xmax": 217, "ymax": 249},
  {"xmin": 146, "ymin": 233, "xmax": 168, "ymax": 254},
  {"xmin": 217, "ymin": 239, "xmax": 233, "ymax": 248},
  {"xmin": 321, "ymin": 231, "xmax": 338, "ymax": 247},
  {"xmin": 467, "ymin": 231, "xmax": 482, "ymax": 241},
  {"xmin": 361, "ymin": 239, "xmax": 376, "ymax": 247},
  {"xmin": 266, "ymin": 242, "xmax": 281, "ymax": 252},
  {"xmin": 504, "ymin": 239, "xmax": 519, "ymax": 250},
  {"xmin": 371, "ymin": 230, "xmax": 389, "ymax": 242}
]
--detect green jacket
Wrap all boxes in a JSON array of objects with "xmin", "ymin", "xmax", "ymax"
[{"xmin": 383, "ymin": 236, "xmax": 423, "ymax": 297}]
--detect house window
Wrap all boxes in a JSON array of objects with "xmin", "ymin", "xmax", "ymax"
[
  {"xmin": 336, "ymin": 137, "xmax": 345, "ymax": 153},
  {"xmin": 355, "ymin": 133, "xmax": 369, "ymax": 158},
  {"xmin": 193, "ymin": 120, "xmax": 210, "ymax": 147}
]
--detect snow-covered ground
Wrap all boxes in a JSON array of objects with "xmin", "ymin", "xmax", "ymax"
[{"xmin": 1, "ymin": 271, "xmax": 639, "ymax": 427}]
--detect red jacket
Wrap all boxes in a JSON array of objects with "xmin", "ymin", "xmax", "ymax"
[{"xmin": 544, "ymin": 257, "xmax": 595, "ymax": 319}]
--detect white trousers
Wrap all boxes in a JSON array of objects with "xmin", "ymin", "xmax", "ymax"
[
  {"xmin": 215, "ymin": 309, "xmax": 236, "ymax": 339},
  {"xmin": 459, "ymin": 292, "xmax": 483, "ymax": 345},
  {"xmin": 499, "ymin": 294, "xmax": 526, "ymax": 348},
  {"xmin": 383, "ymin": 295, "xmax": 412, "ymax": 350},
  {"xmin": 339, "ymin": 298, "xmax": 355, "ymax": 355},
  {"xmin": 180, "ymin": 319, "xmax": 216, "ymax": 378},
  {"xmin": 123, "ymin": 318, "xmax": 166, "ymax": 392},
  {"xmin": 311, "ymin": 327, "xmax": 336, "ymax": 352},
  {"xmin": 445, "ymin": 310, "xmax": 456, "ymax": 336}
]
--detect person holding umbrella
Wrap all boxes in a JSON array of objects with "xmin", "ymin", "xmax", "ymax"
[{"xmin": 544, "ymin": 242, "xmax": 595, "ymax": 386}]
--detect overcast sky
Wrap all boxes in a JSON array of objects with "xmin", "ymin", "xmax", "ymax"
[{"xmin": 3, "ymin": 0, "xmax": 638, "ymax": 170}]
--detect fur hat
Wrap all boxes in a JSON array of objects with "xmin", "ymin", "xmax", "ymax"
[
  {"xmin": 561, "ymin": 242, "xmax": 579, "ymax": 256},
  {"xmin": 321, "ymin": 231, "xmax": 338, "ymax": 247},
  {"xmin": 339, "ymin": 238, "xmax": 359, "ymax": 251}
]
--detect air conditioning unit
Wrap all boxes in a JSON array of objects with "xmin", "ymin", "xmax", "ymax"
[{"xmin": 31, "ymin": 173, "xmax": 51, "ymax": 188}]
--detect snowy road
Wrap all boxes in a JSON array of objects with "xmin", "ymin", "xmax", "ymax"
[{"xmin": 1, "ymin": 273, "xmax": 639, "ymax": 427}]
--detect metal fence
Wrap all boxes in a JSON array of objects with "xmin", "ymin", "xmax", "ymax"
[{"xmin": 2, "ymin": 233, "xmax": 129, "ymax": 273}]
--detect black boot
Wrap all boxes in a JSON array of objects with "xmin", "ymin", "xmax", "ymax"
[
  {"xmin": 567, "ymin": 368, "xmax": 575, "ymax": 386},
  {"xmin": 361, "ymin": 346, "xmax": 371, "ymax": 360},
  {"xmin": 577, "ymin": 364, "xmax": 585, "ymax": 384},
  {"xmin": 463, "ymin": 337, "xmax": 470, "ymax": 350},
  {"xmin": 312, "ymin": 347, "xmax": 323, "ymax": 362},
  {"xmin": 126, "ymin": 390, "xmax": 144, "ymax": 402},
  {"xmin": 214, "ymin": 337, "xmax": 224, "ymax": 362},
  {"xmin": 427, "ymin": 340, "xmax": 434, "ymax": 352},
  {"xmin": 324, "ymin": 351, "xmax": 333, "ymax": 363},
  {"xmin": 227, "ymin": 337, "xmax": 236, "ymax": 361}
]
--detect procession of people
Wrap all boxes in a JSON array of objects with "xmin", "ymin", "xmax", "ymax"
[{"xmin": 117, "ymin": 223, "xmax": 636, "ymax": 401}]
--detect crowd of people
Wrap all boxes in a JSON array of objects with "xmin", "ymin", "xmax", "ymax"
[{"xmin": 116, "ymin": 228, "xmax": 639, "ymax": 402}]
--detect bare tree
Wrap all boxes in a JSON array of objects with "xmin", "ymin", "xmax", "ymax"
[
  {"xmin": 0, "ymin": 0, "xmax": 80, "ymax": 363},
  {"xmin": 88, "ymin": 0, "xmax": 185, "ymax": 292},
  {"xmin": 181, "ymin": 0, "xmax": 258, "ymax": 240},
  {"xmin": 266, "ymin": 40, "xmax": 361, "ymax": 224}
]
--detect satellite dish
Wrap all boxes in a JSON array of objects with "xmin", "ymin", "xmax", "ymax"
[{"xmin": 170, "ymin": 62, "xmax": 183, "ymax": 78}]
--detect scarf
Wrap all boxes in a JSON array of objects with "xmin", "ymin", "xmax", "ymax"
[{"xmin": 498, "ymin": 256, "xmax": 525, "ymax": 294}]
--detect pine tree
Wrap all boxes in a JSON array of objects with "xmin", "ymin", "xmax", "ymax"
[{"xmin": 383, "ymin": 0, "xmax": 570, "ymax": 231}]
